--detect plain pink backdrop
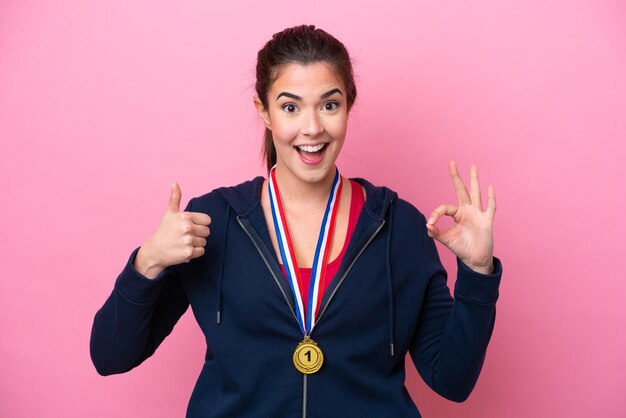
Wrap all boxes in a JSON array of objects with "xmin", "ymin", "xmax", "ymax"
[{"xmin": 1, "ymin": 1, "xmax": 625, "ymax": 417}]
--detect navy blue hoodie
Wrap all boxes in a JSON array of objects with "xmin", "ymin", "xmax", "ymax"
[{"xmin": 90, "ymin": 176, "xmax": 502, "ymax": 417}]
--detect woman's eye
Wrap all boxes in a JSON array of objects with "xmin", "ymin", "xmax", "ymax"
[
  {"xmin": 323, "ymin": 101, "xmax": 339, "ymax": 111},
  {"xmin": 282, "ymin": 104, "xmax": 298, "ymax": 113}
]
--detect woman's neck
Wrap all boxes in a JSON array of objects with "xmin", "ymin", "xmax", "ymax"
[{"xmin": 273, "ymin": 165, "xmax": 338, "ymax": 207}]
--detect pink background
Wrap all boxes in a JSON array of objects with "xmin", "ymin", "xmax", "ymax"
[{"xmin": 1, "ymin": 1, "xmax": 625, "ymax": 417}]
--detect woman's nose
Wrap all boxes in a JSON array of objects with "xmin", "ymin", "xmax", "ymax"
[{"xmin": 301, "ymin": 111, "xmax": 324, "ymax": 137}]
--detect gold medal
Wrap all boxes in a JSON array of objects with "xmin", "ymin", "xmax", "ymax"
[{"xmin": 293, "ymin": 337, "xmax": 324, "ymax": 374}]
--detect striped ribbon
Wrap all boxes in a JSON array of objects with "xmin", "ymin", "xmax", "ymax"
[{"xmin": 268, "ymin": 166, "xmax": 343, "ymax": 335}]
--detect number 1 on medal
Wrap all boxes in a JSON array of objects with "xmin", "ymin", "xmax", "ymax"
[{"xmin": 293, "ymin": 338, "xmax": 324, "ymax": 374}]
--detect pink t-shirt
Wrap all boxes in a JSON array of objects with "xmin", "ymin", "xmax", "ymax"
[{"xmin": 280, "ymin": 179, "xmax": 365, "ymax": 316}]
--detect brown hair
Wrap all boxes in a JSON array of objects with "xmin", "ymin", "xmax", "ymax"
[{"xmin": 255, "ymin": 25, "xmax": 357, "ymax": 172}]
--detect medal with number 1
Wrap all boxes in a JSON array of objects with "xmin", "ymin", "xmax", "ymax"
[{"xmin": 268, "ymin": 166, "xmax": 342, "ymax": 374}]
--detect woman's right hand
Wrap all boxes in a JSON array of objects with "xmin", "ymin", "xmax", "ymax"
[{"xmin": 134, "ymin": 182, "xmax": 211, "ymax": 279}]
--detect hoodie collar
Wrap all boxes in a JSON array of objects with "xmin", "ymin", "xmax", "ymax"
[{"xmin": 216, "ymin": 176, "xmax": 397, "ymax": 221}]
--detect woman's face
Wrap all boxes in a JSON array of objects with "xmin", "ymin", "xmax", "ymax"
[{"xmin": 255, "ymin": 62, "xmax": 349, "ymax": 185}]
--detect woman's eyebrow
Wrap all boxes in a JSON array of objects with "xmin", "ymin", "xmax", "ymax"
[
  {"xmin": 276, "ymin": 92, "xmax": 301, "ymax": 101},
  {"xmin": 320, "ymin": 88, "xmax": 342, "ymax": 99},
  {"xmin": 275, "ymin": 88, "xmax": 343, "ymax": 101}
]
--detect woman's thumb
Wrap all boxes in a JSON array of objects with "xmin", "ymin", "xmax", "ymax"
[{"xmin": 167, "ymin": 182, "xmax": 181, "ymax": 213}]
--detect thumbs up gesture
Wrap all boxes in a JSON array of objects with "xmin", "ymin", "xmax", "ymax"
[{"xmin": 134, "ymin": 183, "xmax": 212, "ymax": 279}]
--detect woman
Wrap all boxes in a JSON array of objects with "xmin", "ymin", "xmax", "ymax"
[{"xmin": 91, "ymin": 25, "xmax": 502, "ymax": 417}]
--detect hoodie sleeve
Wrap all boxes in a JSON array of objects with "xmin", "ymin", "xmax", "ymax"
[
  {"xmin": 409, "ymin": 221, "xmax": 502, "ymax": 402},
  {"xmin": 89, "ymin": 200, "xmax": 196, "ymax": 376},
  {"xmin": 89, "ymin": 249, "xmax": 189, "ymax": 376}
]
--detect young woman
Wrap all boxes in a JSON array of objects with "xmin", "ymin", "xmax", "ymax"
[{"xmin": 91, "ymin": 25, "xmax": 502, "ymax": 417}]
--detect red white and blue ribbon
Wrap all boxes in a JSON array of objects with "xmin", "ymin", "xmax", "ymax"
[{"xmin": 268, "ymin": 166, "xmax": 343, "ymax": 335}]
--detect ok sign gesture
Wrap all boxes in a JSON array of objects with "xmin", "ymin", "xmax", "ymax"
[{"xmin": 426, "ymin": 161, "xmax": 496, "ymax": 274}]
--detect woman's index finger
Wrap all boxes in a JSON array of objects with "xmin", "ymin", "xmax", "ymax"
[{"xmin": 189, "ymin": 212, "xmax": 212, "ymax": 226}]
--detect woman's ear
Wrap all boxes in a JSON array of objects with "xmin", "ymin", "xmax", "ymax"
[{"xmin": 253, "ymin": 97, "xmax": 271, "ymax": 129}]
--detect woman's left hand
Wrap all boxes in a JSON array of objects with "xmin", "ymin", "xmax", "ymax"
[{"xmin": 426, "ymin": 161, "xmax": 496, "ymax": 275}]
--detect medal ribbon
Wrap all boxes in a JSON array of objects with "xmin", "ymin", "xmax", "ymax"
[{"xmin": 268, "ymin": 166, "xmax": 342, "ymax": 335}]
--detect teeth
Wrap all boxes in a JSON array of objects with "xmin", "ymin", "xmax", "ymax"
[{"xmin": 297, "ymin": 144, "xmax": 325, "ymax": 153}]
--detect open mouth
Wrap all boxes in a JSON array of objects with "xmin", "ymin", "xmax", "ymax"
[{"xmin": 294, "ymin": 143, "xmax": 329, "ymax": 155}]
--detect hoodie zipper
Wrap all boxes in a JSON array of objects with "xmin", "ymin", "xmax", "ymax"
[
  {"xmin": 236, "ymin": 216, "xmax": 298, "ymax": 323},
  {"xmin": 238, "ymin": 215, "xmax": 385, "ymax": 418},
  {"xmin": 302, "ymin": 374, "xmax": 308, "ymax": 418},
  {"xmin": 314, "ymin": 220, "xmax": 385, "ymax": 325}
]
